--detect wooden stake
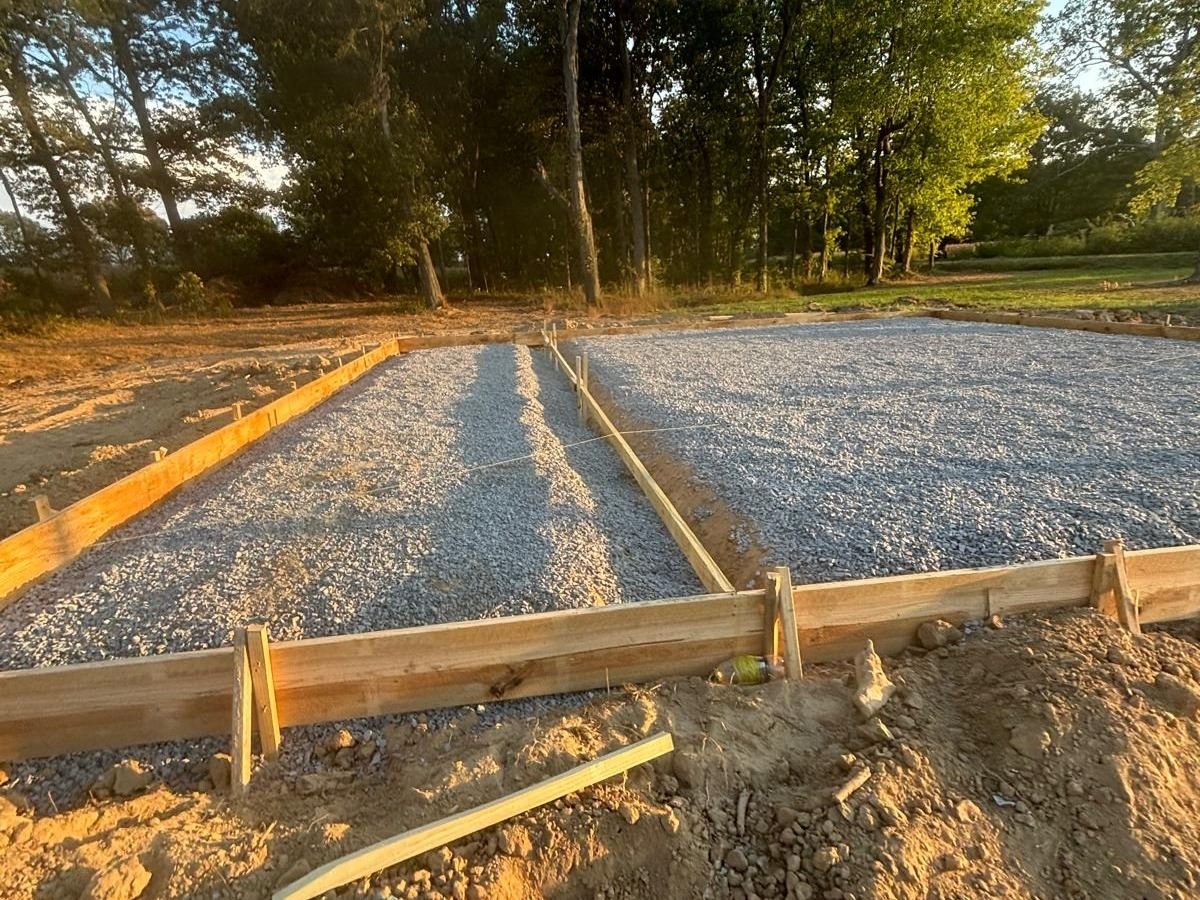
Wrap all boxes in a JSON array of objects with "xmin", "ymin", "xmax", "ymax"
[
  {"xmin": 151, "ymin": 447, "xmax": 167, "ymax": 463},
  {"xmin": 274, "ymin": 733, "xmax": 674, "ymax": 900},
  {"xmin": 1091, "ymin": 538, "xmax": 1141, "ymax": 635},
  {"xmin": 770, "ymin": 566, "xmax": 803, "ymax": 679},
  {"xmin": 289, "ymin": 380, "xmax": 297, "ymax": 391},
  {"xmin": 231, "ymin": 628, "xmax": 253, "ymax": 797},
  {"xmin": 32, "ymin": 495, "xmax": 54, "ymax": 523},
  {"xmin": 232, "ymin": 401, "xmax": 244, "ymax": 421},
  {"xmin": 244, "ymin": 624, "xmax": 281, "ymax": 760},
  {"xmin": 575, "ymin": 355, "xmax": 585, "ymax": 423},
  {"xmin": 763, "ymin": 570, "xmax": 781, "ymax": 659}
]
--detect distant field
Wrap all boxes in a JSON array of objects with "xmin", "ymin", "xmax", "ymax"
[{"xmin": 689, "ymin": 252, "xmax": 1200, "ymax": 319}]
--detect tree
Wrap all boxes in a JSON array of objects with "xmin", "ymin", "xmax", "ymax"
[
  {"xmin": 0, "ymin": 14, "xmax": 114, "ymax": 312},
  {"xmin": 560, "ymin": 0, "xmax": 601, "ymax": 305}
]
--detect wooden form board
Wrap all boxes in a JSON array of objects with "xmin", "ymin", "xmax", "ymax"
[
  {"xmin": 1, "ymin": 544, "xmax": 1197, "ymax": 762},
  {"xmin": 276, "ymin": 732, "xmax": 675, "ymax": 900},
  {"xmin": 0, "ymin": 340, "xmax": 400, "ymax": 607},
  {"xmin": 545, "ymin": 339, "xmax": 734, "ymax": 593},
  {"xmin": 930, "ymin": 308, "xmax": 1200, "ymax": 342}
]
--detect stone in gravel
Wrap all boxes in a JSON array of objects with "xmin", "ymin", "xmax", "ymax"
[
  {"xmin": 110, "ymin": 761, "xmax": 153, "ymax": 797},
  {"xmin": 82, "ymin": 855, "xmax": 152, "ymax": 900},
  {"xmin": 725, "ymin": 848, "xmax": 750, "ymax": 871},
  {"xmin": 916, "ymin": 620, "xmax": 962, "ymax": 650},
  {"xmin": 811, "ymin": 846, "xmax": 841, "ymax": 873},
  {"xmin": 776, "ymin": 806, "xmax": 802, "ymax": 827},
  {"xmin": 208, "ymin": 754, "xmax": 231, "ymax": 792},
  {"xmin": 954, "ymin": 799, "xmax": 982, "ymax": 823},
  {"xmin": 853, "ymin": 641, "xmax": 895, "ymax": 718},
  {"xmin": 1152, "ymin": 673, "xmax": 1200, "ymax": 716},
  {"xmin": 660, "ymin": 809, "xmax": 681, "ymax": 834},
  {"xmin": 987, "ymin": 614, "xmax": 1005, "ymax": 629},
  {"xmin": 1010, "ymin": 721, "xmax": 1052, "ymax": 759},
  {"xmin": 498, "ymin": 825, "xmax": 533, "ymax": 858},
  {"xmin": 1106, "ymin": 646, "xmax": 1135, "ymax": 665},
  {"xmin": 327, "ymin": 729, "xmax": 356, "ymax": 752},
  {"xmin": 618, "ymin": 802, "xmax": 640, "ymax": 825}
]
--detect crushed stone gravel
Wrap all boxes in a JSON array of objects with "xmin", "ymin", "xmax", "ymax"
[
  {"xmin": 0, "ymin": 343, "xmax": 700, "ymax": 671},
  {"xmin": 575, "ymin": 318, "xmax": 1200, "ymax": 583},
  {"xmin": 2, "ymin": 343, "xmax": 702, "ymax": 806}
]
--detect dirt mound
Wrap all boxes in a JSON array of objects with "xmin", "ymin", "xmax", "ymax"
[{"xmin": 3, "ymin": 608, "xmax": 1200, "ymax": 898}]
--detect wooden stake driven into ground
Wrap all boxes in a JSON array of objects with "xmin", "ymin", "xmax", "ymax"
[
  {"xmin": 32, "ymin": 495, "xmax": 54, "ymax": 523},
  {"xmin": 245, "ymin": 624, "xmax": 282, "ymax": 760},
  {"xmin": 1091, "ymin": 538, "xmax": 1141, "ymax": 635},
  {"xmin": 274, "ymin": 732, "xmax": 675, "ymax": 900},
  {"xmin": 769, "ymin": 566, "xmax": 803, "ymax": 679},
  {"xmin": 231, "ymin": 627, "xmax": 253, "ymax": 797}
]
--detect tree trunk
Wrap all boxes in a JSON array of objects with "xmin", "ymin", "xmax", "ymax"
[
  {"xmin": 2, "ymin": 52, "xmax": 112, "ymax": 313},
  {"xmin": 928, "ymin": 239, "xmax": 936, "ymax": 272},
  {"xmin": 866, "ymin": 138, "xmax": 889, "ymax": 286},
  {"xmin": 560, "ymin": 0, "xmax": 601, "ymax": 305},
  {"xmin": 52, "ymin": 55, "xmax": 157, "ymax": 305},
  {"xmin": 754, "ymin": 107, "xmax": 769, "ymax": 292},
  {"xmin": 0, "ymin": 166, "xmax": 46, "ymax": 289},
  {"xmin": 111, "ymin": 19, "xmax": 188, "ymax": 267},
  {"xmin": 620, "ymin": 26, "xmax": 647, "ymax": 297},
  {"xmin": 415, "ymin": 238, "xmax": 446, "ymax": 309},
  {"xmin": 898, "ymin": 206, "xmax": 915, "ymax": 274},
  {"xmin": 818, "ymin": 209, "xmax": 830, "ymax": 281}
]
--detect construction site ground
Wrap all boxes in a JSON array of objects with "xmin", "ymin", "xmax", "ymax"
[{"xmin": 3, "ymin": 609, "xmax": 1200, "ymax": 899}]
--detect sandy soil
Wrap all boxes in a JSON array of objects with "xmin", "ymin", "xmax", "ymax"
[{"xmin": 3, "ymin": 608, "xmax": 1199, "ymax": 899}]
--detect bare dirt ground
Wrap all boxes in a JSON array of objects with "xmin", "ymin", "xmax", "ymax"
[{"xmin": 3, "ymin": 608, "xmax": 1200, "ymax": 899}]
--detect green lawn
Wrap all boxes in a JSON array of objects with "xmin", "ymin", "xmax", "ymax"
[{"xmin": 680, "ymin": 253, "xmax": 1200, "ymax": 320}]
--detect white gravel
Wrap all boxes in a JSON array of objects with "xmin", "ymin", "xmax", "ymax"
[
  {"xmin": 0, "ymin": 343, "xmax": 701, "ymax": 670},
  {"xmin": 575, "ymin": 318, "xmax": 1200, "ymax": 583}
]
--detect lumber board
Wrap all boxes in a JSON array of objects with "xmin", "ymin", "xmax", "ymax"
[
  {"xmin": 546, "ymin": 340, "xmax": 734, "ymax": 594},
  {"xmin": 929, "ymin": 308, "xmax": 1200, "ymax": 342},
  {"xmin": 0, "ymin": 590, "xmax": 761, "ymax": 761},
  {"xmin": 0, "ymin": 544, "xmax": 1196, "ymax": 762},
  {"xmin": 792, "ymin": 555, "xmax": 1097, "ymax": 662},
  {"xmin": 274, "ymin": 732, "xmax": 675, "ymax": 900},
  {"xmin": 0, "ymin": 340, "xmax": 399, "ymax": 607},
  {"xmin": 1127, "ymin": 545, "xmax": 1200, "ymax": 624},
  {"xmin": 771, "ymin": 567, "xmax": 803, "ymax": 679},
  {"xmin": 231, "ymin": 629, "xmax": 253, "ymax": 797},
  {"xmin": 245, "ymin": 624, "xmax": 282, "ymax": 759}
]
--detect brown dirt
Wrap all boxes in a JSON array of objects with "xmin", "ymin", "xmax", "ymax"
[{"xmin": 4, "ymin": 608, "xmax": 1200, "ymax": 899}]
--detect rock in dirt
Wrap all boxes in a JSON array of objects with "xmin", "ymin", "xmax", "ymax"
[
  {"xmin": 724, "ymin": 848, "xmax": 749, "ymax": 872},
  {"xmin": 618, "ymin": 801, "xmax": 640, "ymax": 825},
  {"xmin": 917, "ymin": 620, "xmax": 963, "ymax": 650},
  {"xmin": 1152, "ymin": 672, "xmax": 1200, "ymax": 716},
  {"xmin": 498, "ymin": 824, "xmax": 533, "ymax": 858},
  {"xmin": 108, "ymin": 761, "xmax": 153, "ymax": 797},
  {"xmin": 853, "ymin": 640, "xmax": 896, "ymax": 718},
  {"xmin": 858, "ymin": 719, "xmax": 894, "ymax": 744},
  {"xmin": 81, "ymin": 855, "xmax": 152, "ymax": 900},
  {"xmin": 672, "ymin": 750, "xmax": 703, "ymax": 788},
  {"xmin": 1010, "ymin": 721, "xmax": 1053, "ymax": 759},
  {"xmin": 208, "ymin": 753, "xmax": 232, "ymax": 792}
]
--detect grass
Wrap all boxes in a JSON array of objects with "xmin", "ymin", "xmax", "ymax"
[{"xmin": 678, "ymin": 253, "xmax": 1200, "ymax": 321}]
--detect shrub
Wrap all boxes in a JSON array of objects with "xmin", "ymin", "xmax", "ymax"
[{"xmin": 972, "ymin": 216, "xmax": 1200, "ymax": 258}]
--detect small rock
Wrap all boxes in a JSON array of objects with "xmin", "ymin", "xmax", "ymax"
[
  {"xmin": 326, "ymin": 729, "xmax": 356, "ymax": 752},
  {"xmin": 673, "ymin": 750, "xmax": 703, "ymax": 788},
  {"xmin": 725, "ymin": 848, "xmax": 750, "ymax": 872},
  {"xmin": 618, "ymin": 802, "xmax": 640, "ymax": 825},
  {"xmin": 498, "ymin": 825, "xmax": 533, "ymax": 858},
  {"xmin": 776, "ymin": 806, "xmax": 802, "ymax": 827},
  {"xmin": 938, "ymin": 852, "xmax": 966, "ymax": 872},
  {"xmin": 853, "ymin": 640, "xmax": 896, "ymax": 718},
  {"xmin": 811, "ymin": 846, "xmax": 841, "ymax": 873},
  {"xmin": 916, "ymin": 620, "xmax": 962, "ymax": 650},
  {"xmin": 81, "ymin": 855, "xmax": 152, "ymax": 900},
  {"xmin": 858, "ymin": 719, "xmax": 894, "ymax": 744},
  {"xmin": 208, "ymin": 754, "xmax": 232, "ymax": 792},
  {"xmin": 660, "ymin": 809, "xmax": 681, "ymax": 834},
  {"xmin": 1009, "ymin": 721, "xmax": 1052, "ymax": 759},
  {"xmin": 954, "ymin": 799, "xmax": 981, "ymax": 823},
  {"xmin": 111, "ymin": 761, "xmax": 154, "ymax": 797},
  {"xmin": 987, "ymin": 614, "xmax": 1004, "ymax": 629},
  {"xmin": 1106, "ymin": 645, "xmax": 1134, "ymax": 665}
]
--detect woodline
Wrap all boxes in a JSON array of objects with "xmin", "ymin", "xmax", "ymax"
[{"xmin": 929, "ymin": 308, "xmax": 1200, "ymax": 342}]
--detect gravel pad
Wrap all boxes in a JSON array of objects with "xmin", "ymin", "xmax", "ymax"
[
  {"xmin": 0, "ymin": 343, "xmax": 700, "ymax": 670},
  {"xmin": 575, "ymin": 318, "xmax": 1200, "ymax": 582}
]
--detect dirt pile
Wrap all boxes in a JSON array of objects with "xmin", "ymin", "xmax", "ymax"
[{"xmin": 3, "ymin": 607, "xmax": 1200, "ymax": 899}]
